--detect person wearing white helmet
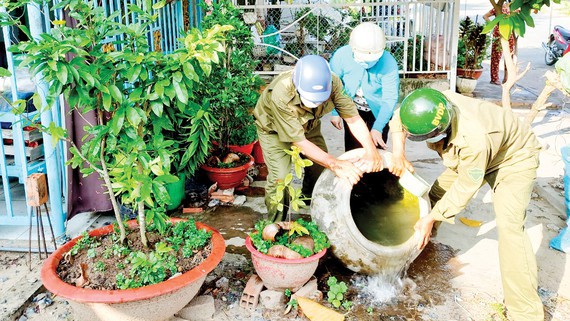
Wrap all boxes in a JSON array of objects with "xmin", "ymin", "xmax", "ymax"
[
  {"xmin": 253, "ymin": 55, "xmax": 383, "ymax": 221},
  {"xmin": 329, "ymin": 22, "xmax": 400, "ymax": 151}
]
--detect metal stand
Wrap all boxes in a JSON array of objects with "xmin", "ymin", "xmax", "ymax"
[{"xmin": 26, "ymin": 173, "xmax": 57, "ymax": 270}]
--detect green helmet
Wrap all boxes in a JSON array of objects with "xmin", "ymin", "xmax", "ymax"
[{"xmin": 399, "ymin": 88, "xmax": 452, "ymax": 141}]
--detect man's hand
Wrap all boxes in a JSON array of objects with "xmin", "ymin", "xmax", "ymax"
[
  {"xmin": 330, "ymin": 116, "xmax": 343, "ymax": 130},
  {"xmin": 370, "ymin": 129, "xmax": 387, "ymax": 149},
  {"xmin": 330, "ymin": 159, "xmax": 364, "ymax": 185},
  {"xmin": 414, "ymin": 215, "xmax": 436, "ymax": 250},
  {"xmin": 355, "ymin": 149, "xmax": 383, "ymax": 173},
  {"xmin": 389, "ymin": 152, "xmax": 414, "ymax": 177}
]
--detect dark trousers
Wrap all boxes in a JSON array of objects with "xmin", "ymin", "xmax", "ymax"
[{"xmin": 342, "ymin": 109, "xmax": 389, "ymax": 151}]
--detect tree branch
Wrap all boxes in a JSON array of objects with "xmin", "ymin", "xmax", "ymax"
[{"xmin": 525, "ymin": 70, "xmax": 569, "ymax": 126}]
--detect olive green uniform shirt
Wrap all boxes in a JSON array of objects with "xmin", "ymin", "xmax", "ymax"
[
  {"xmin": 390, "ymin": 90, "xmax": 541, "ymax": 223},
  {"xmin": 253, "ymin": 70, "xmax": 359, "ymax": 143}
]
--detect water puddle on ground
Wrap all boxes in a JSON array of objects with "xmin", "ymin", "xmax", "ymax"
[{"xmin": 315, "ymin": 242, "xmax": 458, "ymax": 320}]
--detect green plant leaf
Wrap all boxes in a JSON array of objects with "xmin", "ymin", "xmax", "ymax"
[
  {"xmin": 127, "ymin": 107, "xmax": 142, "ymax": 126},
  {"xmin": 109, "ymin": 85, "xmax": 123, "ymax": 103},
  {"xmin": 332, "ymin": 300, "xmax": 341, "ymax": 308},
  {"xmin": 173, "ymin": 80, "xmax": 188, "ymax": 104},
  {"xmin": 55, "ymin": 62, "xmax": 68, "ymax": 84},
  {"xmin": 498, "ymin": 20, "xmax": 513, "ymax": 40},
  {"xmin": 102, "ymin": 93, "xmax": 112, "ymax": 111},
  {"xmin": 482, "ymin": 17, "xmax": 501, "ymax": 34},
  {"xmin": 0, "ymin": 67, "xmax": 11, "ymax": 77},
  {"xmin": 521, "ymin": 12, "xmax": 535, "ymax": 28}
]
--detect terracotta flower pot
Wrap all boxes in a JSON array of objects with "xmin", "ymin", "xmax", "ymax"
[
  {"xmin": 201, "ymin": 154, "xmax": 254, "ymax": 189},
  {"xmin": 245, "ymin": 236, "xmax": 326, "ymax": 291},
  {"xmin": 41, "ymin": 219, "xmax": 225, "ymax": 321},
  {"xmin": 456, "ymin": 67, "xmax": 483, "ymax": 80}
]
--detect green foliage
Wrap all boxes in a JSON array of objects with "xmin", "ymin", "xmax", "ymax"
[
  {"xmin": 284, "ymin": 288, "xmax": 292, "ymax": 298},
  {"xmin": 482, "ymin": 0, "xmax": 561, "ymax": 39},
  {"xmin": 69, "ymin": 232, "xmax": 94, "ymax": 256},
  {"xmin": 198, "ymin": 0, "xmax": 263, "ymax": 153},
  {"xmin": 457, "ymin": 17, "xmax": 490, "ymax": 69},
  {"xmin": 390, "ymin": 35, "xmax": 425, "ymax": 72},
  {"xmin": 487, "ymin": 302, "xmax": 509, "ymax": 321},
  {"xmin": 249, "ymin": 218, "xmax": 329, "ymax": 258},
  {"xmin": 7, "ymin": 0, "xmax": 231, "ymax": 234},
  {"xmin": 94, "ymin": 261, "xmax": 106, "ymax": 272},
  {"xmin": 326, "ymin": 276, "xmax": 351, "ymax": 310},
  {"xmin": 165, "ymin": 219, "xmax": 212, "ymax": 258},
  {"xmin": 108, "ymin": 219, "xmax": 211, "ymax": 289},
  {"xmin": 287, "ymin": 298, "xmax": 298, "ymax": 310},
  {"xmin": 367, "ymin": 306, "xmax": 374, "ymax": 314},
  {"xmin": 269, "ymin": 146, "xmax": 313, "ymax": 215},
  {"xmin": 250, "ymin": 146, "xmax": 329, "ymax": 257}
]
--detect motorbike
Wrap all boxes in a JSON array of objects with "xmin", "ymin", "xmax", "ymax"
[{"xmin": 542, "ymin": 25, "xmax": 570, "ymax": 66}]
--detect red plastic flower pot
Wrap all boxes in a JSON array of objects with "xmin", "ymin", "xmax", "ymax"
[
  {"xmin": 245, "ymin": 236, "xmax": 326, "ymax": 291},
  {"xmin": 201, "ymin": 154, "xmax": 254, "ymax": 190},
  {"xmin": 40, "ymin": 219, "xmax": 225, "ymax": 321},
  {"xmin": 228, "ymin": 141, "xmax": 256, "ymax": 155},
  {"xmin": 212, "ymin": 141, "xmax": 256, "ymax": 155}
]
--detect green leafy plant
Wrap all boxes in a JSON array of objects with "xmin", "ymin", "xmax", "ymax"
[
  {"xmin": 1, "ymin": 0, "xmax": 226, "ymax": 291},
  {"xmin": 287, "ymin": 298, "xmax": 298, "ymax": 310},
  {"xmin": 326, "ymin": 276, "xmax": 352, "ymax": 310},
  {"xmin": 3, "ymin": 0, "xmax": 230, "ymax": 246},
  {"xmin": 457, "ymin": 17, "xmax": 490, "ymax": 70},
  {"xmin": 70, "ymin": 219, "xmax": 213, "ymax": 290},
  {"xmin": 390, "ymin": 35, "xmax": 426, "ymax": 72},
  {"xmin": 249, "ymin": 146, "xmax": 330, "ymax": 258},
  {"xmin": 488, "ymin": 302, "xmax": 509, "ymax": 321},
  {"xmin": 198, "ymin": 0, "xmax": 263, "ymax": 162}
]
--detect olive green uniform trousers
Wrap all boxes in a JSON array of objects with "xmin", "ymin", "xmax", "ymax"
[
  {"xmin": 258, "ymin": 125, "xmax": 327, "ymax": 222},
  {"xmin": 429, "ymin": 156, "xmax": 543, "ymax": 321}
]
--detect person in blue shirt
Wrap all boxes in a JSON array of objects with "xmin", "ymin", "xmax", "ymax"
[{"xmin": 330, "ymin": 22, "xmax": 400, "ymax": 150}]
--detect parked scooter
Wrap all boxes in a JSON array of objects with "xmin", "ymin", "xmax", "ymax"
[{"xmin": 543, "ymin": 25, "xmax": 570, "ymax": 66}]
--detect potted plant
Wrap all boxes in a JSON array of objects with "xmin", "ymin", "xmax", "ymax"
[
  {"xmin": 245, "ymin": 147, "xmax": 330, "ymax": 291},
  {"xmin": 197, "ymin": 0, "xmax": 264, "ymax": 189},
  {"xmin": 456, "ymin": 17, "xmax": 490, "ymax": 81},
  {"xmin": 7, "ymin": 0, "xmax": 230, "ymax": 319}
]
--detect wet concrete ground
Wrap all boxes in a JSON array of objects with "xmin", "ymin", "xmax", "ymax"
[{"xmin": 176, "ymin": 195, "xmax": 469, "ymax": 321}]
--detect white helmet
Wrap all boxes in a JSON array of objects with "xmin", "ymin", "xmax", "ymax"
[{"xmin": 349, "ymin": 22, "xmax": 386, "ymax": 62}]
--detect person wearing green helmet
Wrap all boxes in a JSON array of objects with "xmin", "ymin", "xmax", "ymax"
[{"xmin": 389, "ymin": 88, "xmax": 543, "ymax": 321}]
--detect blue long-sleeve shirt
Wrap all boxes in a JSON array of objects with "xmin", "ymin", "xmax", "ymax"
[{"xmin": 329, "ymin": 45, "xmax": 400, "ymax": 133}]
